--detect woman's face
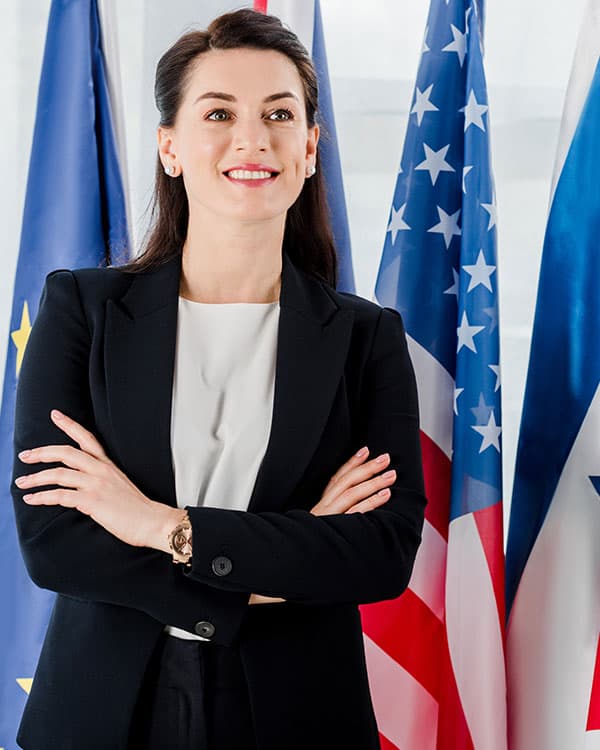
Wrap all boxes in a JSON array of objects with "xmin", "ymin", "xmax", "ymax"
[{"xmin": 157, "ymin": 47, "xmax": 319, "ymax": 225}]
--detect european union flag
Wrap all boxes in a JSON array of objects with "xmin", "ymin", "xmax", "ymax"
[{"xmin": 0, "ymin": 1, "xmax": 128, "ymax": 746}]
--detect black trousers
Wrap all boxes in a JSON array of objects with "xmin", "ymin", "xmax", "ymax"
[{"xmin": 127, "ymin": 631, "xmax": 258, "ymax": 749}]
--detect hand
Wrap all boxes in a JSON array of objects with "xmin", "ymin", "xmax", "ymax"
[
  {"xmin": 310, "ymin": 446, "xmax": 395, "ymax": 516},
  {"xmin": 15, "ymin": 409, "xmax": 177, "ymax": 550}
]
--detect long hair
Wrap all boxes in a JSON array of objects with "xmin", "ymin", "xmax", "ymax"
[{"xmin": 114, "ymin": 8, "xmax": 338, "ymax": 287}]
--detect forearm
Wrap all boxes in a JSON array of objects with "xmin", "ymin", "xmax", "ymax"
[
  {"xmin": 181, "ymin": 497, "xmax": 424, "ymax": 605},
  {"xmin": 144, "ymin": 502, "xmax": 285, "ymax": 604}
]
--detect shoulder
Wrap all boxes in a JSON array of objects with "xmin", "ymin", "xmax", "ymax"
[
  {"xmin": 310, "ymin": 271, "xmax": 403, "ymax": 328},
  {"xmin": 42, "ymin": 264, "xmax": 135, "ymax": 307}
]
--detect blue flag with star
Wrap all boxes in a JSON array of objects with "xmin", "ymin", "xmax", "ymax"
[
  {"xmin": 0, "ymin": 1, "xmax": 128, "ymax": 746},
  {"xmin": 370, "ymin": 0, "xmax": 506, "ymax": 745}
]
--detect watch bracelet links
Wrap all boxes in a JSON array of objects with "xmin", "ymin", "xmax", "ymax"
[{"xmin": 168, "ymin": 508, "xmax": 193, "ymax": 567}]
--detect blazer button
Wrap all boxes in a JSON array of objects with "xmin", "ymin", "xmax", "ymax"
[
  {"xmin": 212, "ymin": 555, "xmax": 233, "ymax": 576},
  {"xmin": 194, "ymin": 621, "xmax": 215, "ymax": 638}
]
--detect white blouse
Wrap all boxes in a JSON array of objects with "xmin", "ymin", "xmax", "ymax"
[{"xmin": 164, "ymin": 295, "xmax": 280, "ymax": 641}]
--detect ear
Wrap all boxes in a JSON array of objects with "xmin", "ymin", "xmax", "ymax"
[
  {"xmin": 157, "ymin": 126, "xmax": 178, "ymax": 167},
  {"xmin": 306, "ymin": 123, "xmax": 319, "ymax": 159}
]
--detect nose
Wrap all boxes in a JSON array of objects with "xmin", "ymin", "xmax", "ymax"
[{"xmin": 232, "ymin": 116, "xmax": 270, "ymax": 152}]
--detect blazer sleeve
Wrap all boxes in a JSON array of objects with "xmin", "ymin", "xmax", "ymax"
[
  {"xmin": 182, "ymin": 304, "xmax": 428, "ymax": 605},
  {"xmin": 11, "ymin": 270, "xmax": 250, "ymax": 646}
]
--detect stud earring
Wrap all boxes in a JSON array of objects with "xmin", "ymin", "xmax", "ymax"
[
  {"xmin": 306, "ymin": 164, "xmax": 316, "ymax": 177},
  {"xmin": 164, "ymin": 165, "xmax": 175, "ymax": 176}
]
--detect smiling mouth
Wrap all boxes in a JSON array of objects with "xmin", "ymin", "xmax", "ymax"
[{"xmin": 223, "ymin": 170, "xmax": 280, "ymax": 185}]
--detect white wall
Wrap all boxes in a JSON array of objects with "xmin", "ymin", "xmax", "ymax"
[{"xmin": 0, "ymin": 0, "xmax": 588, "ymax": 540}]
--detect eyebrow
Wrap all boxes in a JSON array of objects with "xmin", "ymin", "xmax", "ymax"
[{"xmin": 193, "ymin": 90, "xmax": 301, "ymax": 105}]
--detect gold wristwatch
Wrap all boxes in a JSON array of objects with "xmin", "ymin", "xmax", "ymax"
[{"xmin": 167, "ymin": 510, "xmax": 193, "ymax": 567}]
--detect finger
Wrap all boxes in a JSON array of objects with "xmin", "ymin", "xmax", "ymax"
[
  {"xmin": 50, "ymin": 410, "xmax": 108, "ymax": 461},
  {"xmin": 15, "ymin": 466, "xmax": 85, "ymax": 492},
  {"xmin": 345, "ymin": 488, "xmax": 391, "ymax": 514},
  {"xmin": 22, "ymin": 488, "xmax": 79, "ymax": 507},
  {"xmin": 334, "ymin": 452, "xmax": 391, "ymax": 493},
  {"xmin": 321, "ymin": 453, "xmax": 392, "ymax": 508},
  {"xmin": 18, "ymin": 444, "xmax": 96, "ymax": 473},
  {"xmin": 323, "ymin": 468, "xmax": 396, "ymax": 514},
  {"xmin": 327, "ymin": 447, "xmax": 370, "ymax": 488}
]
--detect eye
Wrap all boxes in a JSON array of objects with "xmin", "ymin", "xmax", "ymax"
[
  {"xmin": 206, "ymin": 109, "xmax": 230, "ymax": 121},
  {"xmin": 269, "ymin": 108, "xmax": 294, "ymax": 121}
]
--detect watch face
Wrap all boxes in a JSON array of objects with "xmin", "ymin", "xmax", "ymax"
[{"xmin": 173, "ymin": 527, "xmax": 192, "ymax": 555}]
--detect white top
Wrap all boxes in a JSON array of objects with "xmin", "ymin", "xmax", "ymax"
[{"xmin": 164, "ymin": 295, "xmax": 280, "ymax": 640}]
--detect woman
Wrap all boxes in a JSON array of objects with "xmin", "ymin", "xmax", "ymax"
[{"xmin": 11, "ymin": 8, "xmax": 426, "ymax": 750}]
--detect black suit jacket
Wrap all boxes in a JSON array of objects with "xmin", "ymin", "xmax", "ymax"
[{"xmin": 11, "ymin": 249, "xmax": 426, "ymax": 750}]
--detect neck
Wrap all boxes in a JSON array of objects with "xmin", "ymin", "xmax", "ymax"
[{"xmin": 179, "ymin": 209, "xmax": 285, "ymax": 304}]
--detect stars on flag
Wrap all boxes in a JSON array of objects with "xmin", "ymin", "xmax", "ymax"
[
  {"xmin": 415, "ymin": 143, "xmax": 455, "ymax": 185},
  {"xmin": 488, "ymin": 364, "xmax": 501, "ymax": 392},
  {"xmin": 454, "ymin": 387, "xmax": 464, "ymax": 415},
  {"xmin": 462, "ymin": 165, "xmax": 473, "ymax": 193},
  {"xmin": 471, "ymin": 392, "xmax": 494, "ymax": 423},
  {"xmin": 375, "ymin": 0, "xmax": 502, "ymax": 512},
  {"xmin": 482, "ymin": 196, "xmax": 497, "ymax": 230},
  {"xmin": 463, "ymin": 249, "xmax": 496, "ymax": 292},
  {"xmin": 16, "ymin": 678, "xmax": 32, "ymax": 694},
  {"xmin": 444, "ymin": 268, "xmax": 459, "ymax": 296},
  {"xmin": 459, "ymin": 89, "xmax": 488, "ymax": 132},
  {"xmin": 11, "ymin": 300, "xmax": 33, "ymax": 377},
  {"xmin": 422, "ymin": 25, "xmax": 430, "ymax": 54},
  {"xmin": 442, "ymin": 23, "xmax": 467, "ymax": 67},
  {"xmin": 457, "ymin": 311, "xmax": 485, "ymax": 353},
  {"xmin": 411, "ymin": 84, "xmax": 439, "ymax": 126},
  {"xmin": 427, "ymin": 206, "xmax": 462, "ymax": 249},
  {"xmin": 471, "ymin": 411, "xmax": 502, "ymax": 453},
  {"xmin": 387, "ymin": 203, "xmax": 411, "ymax": 244},
  {"xmin": 483, "ymin": 305, "xmax": 499, "ymax": 332}
]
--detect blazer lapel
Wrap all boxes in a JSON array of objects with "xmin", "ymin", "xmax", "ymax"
[{"xmin": 104, "ymin": 251, "xmax": 354, "ymax": 513}]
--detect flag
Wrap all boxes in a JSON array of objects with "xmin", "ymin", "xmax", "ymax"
[
  {"xmin": 0, "ymin": 1, "xmax": 129, "ymax": 746},
  {"xmin": 505, "ymin": 1, "xmax": 600, "ymax": 747},
  {"xmin": 367, "ymin": 1, "xmax": 506, "ymax": 748},
  {"xmin": 254, "ymin": 0, "xmax": 356, "ymax": 293}
]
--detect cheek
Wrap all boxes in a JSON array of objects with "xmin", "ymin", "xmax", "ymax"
[{"xmin": 181, "ymin": 130, "xmax": 225, "ymax": 165}]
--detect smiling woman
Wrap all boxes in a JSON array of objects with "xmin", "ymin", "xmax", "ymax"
[{"xmin": 10, "ymin": 7, "xmax": 426, "ymax": 750}]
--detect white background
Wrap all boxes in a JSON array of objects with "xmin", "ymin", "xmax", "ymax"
[{"xmin": 0, "ymin": 1, "xmax": 588, "ymax": 541}]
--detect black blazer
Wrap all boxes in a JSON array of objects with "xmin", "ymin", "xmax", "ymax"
[{"xmin": 11, "ymin": 249, "xmax": 426, "ymax": 750}]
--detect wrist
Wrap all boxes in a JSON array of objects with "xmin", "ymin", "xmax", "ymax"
[{"xmin": 146, "ymin": 502, "xmax": 186, "ymax": 554}]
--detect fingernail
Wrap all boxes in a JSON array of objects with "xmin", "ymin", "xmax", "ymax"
[
  {"xmin": 378, "ymin": 489, "xmax": 390, "ymax": 496},
  {"xmin": 376, "ymin": 453, "xmax": 389, "ymax": 463},
  {"xmin": 355, "ymin": 446, "xmax": 368, "ymax": 458},
  {"xmin": 19, "ymin": 450, "xmax": 31, "ymax": 458},
  {"xmin": 382, "ymin": 469, "xmax": 396, "ymax": 479},
  {"xmin": 51, "ymin": 409, "xmax": 64, "ymax": 420}
]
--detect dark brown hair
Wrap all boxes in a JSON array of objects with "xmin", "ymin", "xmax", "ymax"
[{"xmin": 114, "ymin": 7, "xmax": 338, "ymax": 287}]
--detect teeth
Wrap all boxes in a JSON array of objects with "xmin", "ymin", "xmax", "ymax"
[{"xmin": 227, "ymin": 170, "xmax": 275, "ymax": 180}]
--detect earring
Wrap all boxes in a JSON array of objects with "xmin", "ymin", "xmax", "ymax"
[
  {"xmin": 306, "ymin": 164, "xmax": 316, "ymax": 177},
  {"xmin": 164, "ymin": 165, "xmax": 175, "ymax": 176}
]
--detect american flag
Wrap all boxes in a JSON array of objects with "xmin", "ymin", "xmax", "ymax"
[
  {"xmin": 366, "ymin": 1, "xmax": 507, "ymax": 748},
  {"xmin": 505, "ymin": 1, "xmax": 600, "ymax": 747}
]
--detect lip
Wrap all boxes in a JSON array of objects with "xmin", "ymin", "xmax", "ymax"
[
  {"xmin": 223, "ymin": 163, "xmax": 280, "ymax": 173},
  {"xmin": 224, "ymin": 172, "xmax": 279, "ymax": 188}
]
